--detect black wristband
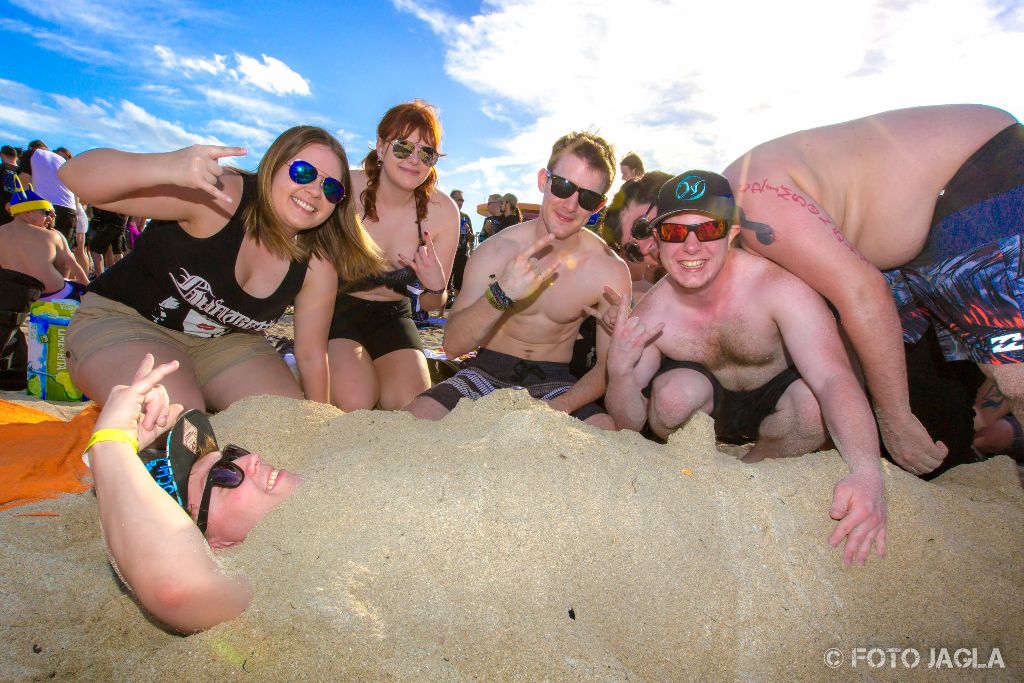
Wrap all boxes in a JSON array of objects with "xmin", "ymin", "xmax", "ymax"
[{"xmin": 488, "ymin": 280, "xmax": 515, "ymax": 309}]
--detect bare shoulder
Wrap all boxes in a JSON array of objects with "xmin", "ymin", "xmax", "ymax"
[
  {"xmin": 736, "ymin": 249, "xmax": 832, "ymax": 314},
  {"xmin": 467, "ymin": 222, "xmax": 527, "ymax": 265},
  {"xmin": 427, "ymin": 189, "xmax": 460, "ymax": 229}
]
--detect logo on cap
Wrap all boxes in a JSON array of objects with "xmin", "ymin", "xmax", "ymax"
[{"xmin": 675, "ymin": 175, "xmax": 706, "ymax": 202}]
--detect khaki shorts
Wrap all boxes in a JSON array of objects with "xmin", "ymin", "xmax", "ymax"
[{"xmin": 66, "ymin": 293, "xmax": 281, "ymax": 387}]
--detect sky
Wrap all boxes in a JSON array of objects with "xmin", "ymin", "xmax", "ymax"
[{"xmin": 2, "ymin": 0, "xmax": 1022, "ymax": 217}]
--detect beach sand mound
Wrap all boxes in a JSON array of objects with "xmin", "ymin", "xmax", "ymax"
[{"xmin": 2, "ymin": 392, "xmax": 1021, "ymax": 681}]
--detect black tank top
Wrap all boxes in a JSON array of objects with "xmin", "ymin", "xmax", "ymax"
[{"xmin": 90, "ymin": 175, "xmax": 308, "ymax": 337}]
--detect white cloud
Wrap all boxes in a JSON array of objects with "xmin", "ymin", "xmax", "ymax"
[
  {"xmin": 199, "ymin": 88, "xmax": 307, "ymax": 128},
  {"xmin": 0, "ymin": 103, "xmax": 61, "ymax": 131},
  {"xmin": 397, "ymin": 0, "xmax": 1024, "ymax": 204},
  {"xmin": 206, "ymin": 119, "xmax": 276, "ymax": 147},
  {"xmin": 138, "ymin": 84, "xmax": 181, "ymax": 96},
  {"xmin": 0, "ymin": 81, "xmax": 224, "ymax": 153},
  {"xmin": 233, "ymin": 54, "xmax": 311, "ymax": 96},
  {"xmin": 154, "ymin": 45, "xmax": 227, "ymax": 76}
]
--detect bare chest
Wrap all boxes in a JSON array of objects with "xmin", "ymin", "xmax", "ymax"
[{"xmin": 656, "ymin": 311, "xmax": 788, "ymax": 388}]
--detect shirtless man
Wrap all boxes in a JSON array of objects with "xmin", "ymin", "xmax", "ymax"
[
  {"xmin": 605, "ymin": 171, "xmax": 886, "ymax": 564},
  {"xmin": 84, "ymin": 355, "xmax": 301, "ymax": 632},
  {"xmin": 723, "ymin": 104, "xmax": 1021, "ymax": 476},
  {"xmin": 406, "ymin": 131, "xmax": 631, "ymax": 427},
  {"xmin": 0, "ymin": 182, "xmax": 88, "ymax": 300}
]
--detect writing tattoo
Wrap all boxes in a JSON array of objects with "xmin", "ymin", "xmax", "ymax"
[{"xmin": 737, "ymin": 177, "xmax": 870, "ymax": 264}]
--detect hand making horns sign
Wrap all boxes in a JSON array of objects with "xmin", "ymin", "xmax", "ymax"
[{"xmin": 495, "ymin": 233, "xmax": 560, "ymax": 302}]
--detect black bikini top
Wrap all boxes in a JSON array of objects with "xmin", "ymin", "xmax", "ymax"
[{"xmin": 343, "ymin": 217, "xmax": 425, "ymax": 295}]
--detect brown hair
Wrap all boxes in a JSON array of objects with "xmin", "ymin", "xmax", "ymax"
[
  {"xmin": 620, "ymin": 151, "xmax": 645, "ymax": 175},
  {"xmin": 602, "ymin": 170, "xmax": 672, "ymax": 246},
  {"xmin": 239, "ymin": 125, "xmax": 383, "ymax": 281},
  {"xmin": 546, "ymin": 131, "xmax": 616, "ymax": 194},
  {"xmin": 360, "ymin": 100, "xmax": 443, "ymax": 224}
]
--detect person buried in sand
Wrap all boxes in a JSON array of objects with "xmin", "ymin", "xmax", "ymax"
[
  {"xmin": 86, "ymin": 354, "xmax": 302, "ymax": 633},
  {"xmin": 723, "ymin": 104, "xmax": 1022, "ymax": 477},
  {"xmin": 604, "ymin": 171, "xmax": 886, "ymax": 565},
  {"xmin": 406, "ymin": 132, "xmax": 631, "ymax": 428},
  {"xmin": 59, "ymin": 126, "xmax": 382, "ymax": 412}
]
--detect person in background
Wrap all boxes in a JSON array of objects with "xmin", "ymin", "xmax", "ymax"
[
  {"xmin": 448, "ymin": 189, "xmax": 474, "ymax": 305},
  {"xmin": 479, "ymin": 193, "xmax": 503, "ymax": 243},
  {"xmin": 620, "ymin": 151, "xmax": 645, "ymax": 183}
]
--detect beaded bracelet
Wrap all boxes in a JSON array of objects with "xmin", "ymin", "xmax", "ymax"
[
  {"xmin": 487, "ymin": 279, "xmax": 515, "ymax": 310},
  {"xmin": 484, "ymin": 286, "xmax": 507, "ymax": 311}
]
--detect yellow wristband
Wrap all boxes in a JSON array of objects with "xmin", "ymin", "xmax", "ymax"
[{"xmin": 85, "ymin": 428, "xmax": 139, "ymax": 454}]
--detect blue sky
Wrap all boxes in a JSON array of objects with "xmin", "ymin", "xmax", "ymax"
[{"xmin": 2, "ymin": 0, "xmax": 1022, "ymax": 217}]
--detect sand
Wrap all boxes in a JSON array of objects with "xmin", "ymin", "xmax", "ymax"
[{"xmin": 1, "ymin": 391, "xmax": 1021, "ymax": 681}]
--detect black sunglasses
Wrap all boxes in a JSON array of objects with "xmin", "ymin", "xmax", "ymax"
[
  {"xmin": 289, "ymin": 160, "xmax": 345, "ymax": 204},
  {"xmin": 391, "ymin": 139, "xmax": 444, "ymax": 167},
  {"xmin": 196, "ymin": 444, "xmax": 249, "ymax": 535},
  {"xmin": 620, "ymin": 242, "xmax": 645, "ymax": 263},
  {"xmin": 628, "ymin": 199, "xmax": 659, "ymax": 241},
  {"xmin": 545, "ymin": 171, "xmax": 607, "ymax": 212}
]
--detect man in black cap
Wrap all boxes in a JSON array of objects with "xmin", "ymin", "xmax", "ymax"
[{"xmin": 604, "ymin": 170, "xmax": 887, "ymax": 566}]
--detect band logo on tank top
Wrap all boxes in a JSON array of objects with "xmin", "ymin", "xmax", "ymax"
[{"xmin": 151, "ymin": 268, "xmax": 277, "ymax": 338}]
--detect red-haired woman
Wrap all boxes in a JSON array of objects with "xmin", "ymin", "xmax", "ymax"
[{"xmin": 327, "ymin": 100, "xmax": 459, "ymax": 411}]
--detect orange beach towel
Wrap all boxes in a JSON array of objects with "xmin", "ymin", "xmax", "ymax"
[{"xmin": 0, "ymin": 401, "xmax": 99, "ymax": 512}]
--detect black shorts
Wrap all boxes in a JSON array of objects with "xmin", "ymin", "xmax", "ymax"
[
  {"xmin": 417, "ymin": 347, "xmax": 605, "ymax": 421},
  {"xmin": 53, "ymin": 205, "xmax": 76, "ymax": 244},
  {"xmin": 89, "ymin": 221, "xmax": 127, "ymax": 254},
  {"xmin": 643, "ymin": 359, "xmax": 801, "ymax": 444},
  {"xmin": 328, "ymin": 293, "xmax": 423, "ymax": 359}
]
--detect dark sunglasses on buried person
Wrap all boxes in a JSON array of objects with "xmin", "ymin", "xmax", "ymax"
[
  {"xmin": 289, "ymin": 160, "xmax": 345, "ymax": 204},
  {"xmin": 390, "ymin": 139, "xmax": 444, "ymax": 167},
  {"xmin": 196, "ymin": 443, "xmax": 250, "ymax": 535},
  {"xmin": 545, "ymin": 170, "xmax": 607, "ymax": 212}
]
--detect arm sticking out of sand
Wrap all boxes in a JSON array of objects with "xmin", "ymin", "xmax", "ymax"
[{"xmin": 89, "ymin": 355, "xmax": 252, "ymax": 633}]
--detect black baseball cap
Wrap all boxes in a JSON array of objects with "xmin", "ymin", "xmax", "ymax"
[
  {"xmin": 649, "ymin": 170, "xmax": 739, "ymax": 229},
  {"xmin": 138, "ymin": 409, "xmax": 220, "ymax": 510}
]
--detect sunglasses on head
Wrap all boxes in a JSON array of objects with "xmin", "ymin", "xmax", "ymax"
[
  {"xmin": 196, "ymin": 444, "xmax": 249, "ymax": 535},
  {"xmin": 657, "ymin": 218, "xmax": 730, "ymax": 243},
  {"xmin": 545, "ymin": 171, "xmax": 607, "ymax": 212},
  {"xmin": 390, "ymin": 139, "xmax": 444, "ymax": 167},
  {"xmin": 288, "ymin": 160, "xmax": 345, "ymax": 204}
]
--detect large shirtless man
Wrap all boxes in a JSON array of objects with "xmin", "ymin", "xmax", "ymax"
[
  {"xmin": 0, "ymin": 182, "xmax": 88, "ymax": 300},
  {"xmin": 605, "ymin": 171, "xmax": 886, "ymax": 565},
  {"xmin": 406, "ymin": 131, "xmax": 631, "ymax": 427},
  {"xmin": 722, "ymin": 104, "xmax": 1021, "ymax": 475}
]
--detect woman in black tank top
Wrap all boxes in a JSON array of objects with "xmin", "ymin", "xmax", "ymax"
[
  {"xmin": 327, "ymin": 101, "xmax": 460, "ymax": 411},
  {"xmin": 61, "ymin": 126, "xmax": 382, "ymax": 414}
]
